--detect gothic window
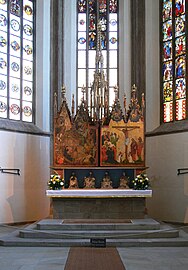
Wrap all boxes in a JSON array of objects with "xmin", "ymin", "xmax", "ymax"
[
  {"xmin": 0, "ymin": 0, "xmax": 35, "ymax": 122},
  {"xmin": 161, "ymin": 0, "xmax": 187, "ymax": 123},
  {"xmin": 77, "ymin": 0, "xmax": 119, "ymax": 107}
]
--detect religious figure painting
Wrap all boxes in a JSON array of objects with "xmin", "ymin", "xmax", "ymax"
[
  {"xmin": 100, "ymin": 118, "xmax": 145, "ymax": 167},
  {"xmin": 54, "ymin": 101, "xmax": 98, "ymax": 167}
]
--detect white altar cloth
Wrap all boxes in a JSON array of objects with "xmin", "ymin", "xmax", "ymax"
[{"xmin": 46, "ymin": 189, "xmax": 152, "ymax": 198}]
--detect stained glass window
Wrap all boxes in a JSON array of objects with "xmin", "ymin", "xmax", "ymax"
[
  {"xmin": 0, "ymin": 0, "xmax": 35, "ymax": 122},
  {"xmin": 77, "ymin": 0, "xmax": 118, "ymax": 107},
  {"xmin": 161, "ymin": 0, "xmax": 187, "ymax": 123}
]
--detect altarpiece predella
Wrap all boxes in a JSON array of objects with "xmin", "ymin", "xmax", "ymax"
[{"xmin": 53, "ymin": 84, "xmax": 145, "ymax": 169}]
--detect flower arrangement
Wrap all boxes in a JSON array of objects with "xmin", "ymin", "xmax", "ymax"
[
  {"xmin": 47, "ymin": 172, "xmax": 64, "ymax": 190},
  {"xmin": 131, "ymin": 173, "xmax": 150, "ymax": 190}
]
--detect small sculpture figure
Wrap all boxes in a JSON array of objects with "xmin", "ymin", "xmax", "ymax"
[
  {"xmin": 84, "ymin": 171, "xmax": 95, "ymax": 189},
  {"xmin": 101, "ymin": 171, "xmax": 113, "ymax": 189},
  {"xmin": 119, "ymin": 172, "xmax": 129, "ymax": 189},
  {"xmin": 68, "ymin": 172, "xmax": 79, "ymax": 189}
]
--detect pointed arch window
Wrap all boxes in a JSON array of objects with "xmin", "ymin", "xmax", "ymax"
[
  {"xmin": 77, "ymin": 0, "xmax": 119, "ymax": 107},
  {"xmin": 161, "ymin": 0, "xmax": 187, "ymax": 123},
  {"xmin": 0, "ymin": 0, "xmax": 35, "ymax": 123}
]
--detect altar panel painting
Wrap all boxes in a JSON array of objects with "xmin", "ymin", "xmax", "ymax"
[
  {"xmin": 54, "ymin": 102, "xmax": 98, "ymax": 167},
  {"xmin": 100, "ymin": 119, "xmax": 144, "ymax": 167}
]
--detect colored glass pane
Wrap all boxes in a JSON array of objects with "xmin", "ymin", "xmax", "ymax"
[
  {"xmin": 163, "ymin": 40, "xmax": 172, "ymax": 61},
  {"xmin": 175, "ymin": 0, "xmax": 185, "ymax": 16},
  {"xmin": 0, "ymin": 0, "xmax": 7, "ymax": 11},
  {"xmin": 78, "ymin": 32, "xmax": 86, "ymax": 49},
  {"xmin": 162, "ymin": 0, "xmax": 172, "ymax": 22},
  {"xmin": 22, "ymin": 100, "xmax": 32, "ymax": 122},
  {"xmin": 163, "ymin": 20, "xmax": 172, "ymax": 41},
  {"xmin": 175, "ymin": 55, "xmax": 186, "ymax": 78},
  {"xmin": 99, "ymin": 15, "xmax": 107, "ymax": 31},
  {"xmin": 0, "ymin": 32, "xmax": 7, "ymax": 54},
  {"xmin": 78, "ymin": 13, "xmax": 86, "ymax": 31},
  {"xmin": 77, "ymin": 0, "xmax": 118, "ymax": 107},
  {"xmin": 78, "ymin": 0, "xmax": 86, "ymax": 13},
  {"xmin": 175, "ymin": 99, "xmax": 186, "ymax": 120},
  {"xmin": 176, "ymin": 78, "xmax": 186, "ymax": 99},
  {"xmin": 101, "ymin": 32, "xmax": 107, "ymax": 49},
  {"xmin": 0, "ymin": 12, "xmax": 8, "ymax": 30},
  {"xmin": 22, "ymin": 81, "xmax": 33, "ymax": 101},
  {"xmin": 109, "ymin": 0, "xmax": 117, "ymax": 13},
  {"xmin": 10, "ymin": 0, "xmax": 21, "ymax": 17},
  {"xmin": 89, "ymin": 31, "xmax": 96, "ymax": 49},
  {"xmin": 0, "ymin": 0, "xmax": 34, "ymax": 122},
  {"xmin": 0, "ymin": 53, "xmax": 7, "ymax": 74},
  {"xmin": 89, "ymin": 13, "xmax": 96, "ymax": 31},
  {"xmin": 0, "ymin": 96, "xmax": 7, "ymax": 118},
  {"xmin": 163, "ymin": 60, "xmax": 173, "ymax": 81},
  {"xmin": 99, "ymin": 0, "xmax": 107, "ymax": 13},
  {"xmin": 109, "ymin": 50, "xmax": 117, "ymax": 68},
  {"xmin": 163, "ymin": 81, "xmax": 173, "ymax": 102},
  {"xmin": 163, "ymin": 102, "xmax": 173, "ymax": 122},
  {"xmin": 175, "ymin": 15, "xmax": 185, "ymax": 37},
  {"xmin": 109, "ymin": 13, "xmax": 117, "ymax": 31},
  {"xmin": 78, "ymin": 51, "xmax": 86, "ymax": 68},
  {"xmin": 175, "ymin": 35, "xmax": 186, "ymax": 56},
  {"xmin": 88, "ymin": 50, "xmax": 96, "ymax": 68},
  {"xmin": 88, "ymin": 0, "xmax": 96, "ymax": 13},
  {"xmin": 78, "ymin": 69, "xmax": 86, "ymax": 87}
]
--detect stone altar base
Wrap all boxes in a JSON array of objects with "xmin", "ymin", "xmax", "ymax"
[
  {"xmin": 52, "ymin": 197, "xmax": 146, "ymax": 219},
  {"xmin": 47, "ymin": 189, "xmax": 152, "ymax": 220}
]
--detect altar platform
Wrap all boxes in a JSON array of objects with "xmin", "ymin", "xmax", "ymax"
[{"xmin": 46, "ymin": 189, "xmax": 152, "ymax": 219}]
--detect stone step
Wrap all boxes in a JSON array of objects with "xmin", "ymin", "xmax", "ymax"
[
  {"xmin": 19, "ymin": 227, "xmax": 179, "ymax": 239},
  {"xmin": 1, "ymin": 230, "xmax": 188, "ymax": 247},
  {"xmin": 36, "ymin": 218, "xmax": 161, "ymax": 231}
]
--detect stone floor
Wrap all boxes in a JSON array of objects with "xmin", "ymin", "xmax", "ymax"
[{"xmin": 0, "ymin": 224, "xmax": 188, "ymax": 270}]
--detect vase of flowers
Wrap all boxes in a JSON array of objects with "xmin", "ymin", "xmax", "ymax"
[
  {"xmin": 48, "ymin": 172, "xmax": 64, "ymax": 190},
  {"xmin": 131, "ymin": 173, "xmax": 150, "ymax": 190}
]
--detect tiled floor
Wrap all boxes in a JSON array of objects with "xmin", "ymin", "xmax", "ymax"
[{"xmin": 0, "ymin": 224, "xmax": 188, "ymax": 270}]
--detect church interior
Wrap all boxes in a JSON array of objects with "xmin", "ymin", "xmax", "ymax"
[{"xmin": 0, "ymin": 0, "xmax": 188, "ymax": 269}]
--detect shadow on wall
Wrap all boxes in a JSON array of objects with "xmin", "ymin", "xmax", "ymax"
[{"xmin": 6, "ymin": 134, "xmax": 50, "ymax": 223}]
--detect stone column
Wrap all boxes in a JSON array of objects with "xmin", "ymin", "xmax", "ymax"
[{"xmin": 131, "ymin": 0, "xmax": 145, "ymax": 102}]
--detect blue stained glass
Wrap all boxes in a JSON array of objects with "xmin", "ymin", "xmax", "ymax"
[
  {"xmin": 109, "ymin": 37, "xmax": 117, "ymax": 44},
  {"xmin": 175, "ymin": 0, "xmax": 185, "ymax": 16},
  {"xmin": 176, "ymin": 78, "xmax": 186, "ymax": 99},
  {"xmin": 110, "ymin": 18, "xmax": 117, "ymax": 26},
  {"xmin": 78, "ymin": 37, "xmax": 86, "ymax": 44},
  {"xmin": 163, "ymin": 61, "xmax": 173, "ymax": 81},
  {"xmin": 0, "ymin": 13, "xmax": 7, "ymax": 27},
  {"xmin": 175, "ymin": 56, "xmax": 186, "ymax": 78},
  {"xmin": 0, "ymin": 57, "xmax": 7, "ymax": 69},
  {"xmin": 0, "ymin": 79, "xmax": 6, "ymax": 90},
  {"xmin": 11, "ymin": 40, "xmax": 20, "ymax": 51},
  {"xmin": 10, "ymin": 19, "xmax": 20, "ymax": 31},
  {"xmin": 163, "ymin": 40, "xmax": 172, "ymax": 60},
  {"xmin": 11, "ymin": 62, "xmax": 19, "ymax": 72},
  {"xmin": 89, "ymin": 31, "xmax": 96, "ymax": 49}
]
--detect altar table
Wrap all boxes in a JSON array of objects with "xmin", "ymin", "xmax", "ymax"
[{"xmin": 46, "ymin": 189, "xmax": 152, "ymax": 219}]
